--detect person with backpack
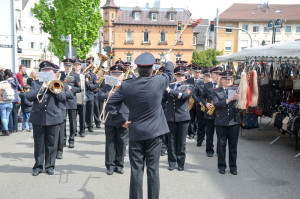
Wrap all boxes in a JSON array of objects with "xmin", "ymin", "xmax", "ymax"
[
  {"xmin": 0, "ymin": 69, "xmax": 15, "ymax": 136},
  {"xmin": 19, "ymin": 84, "xmax": 33, "ymax": 132}
]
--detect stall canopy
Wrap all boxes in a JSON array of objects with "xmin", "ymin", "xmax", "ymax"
[{"xmin": 216, "ymin": 40, "xmax": 300, "ymax": 62}]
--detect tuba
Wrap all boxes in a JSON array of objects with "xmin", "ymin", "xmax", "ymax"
[
  {"xmin": 93, "ymin": 53, "xmax": 109, "ymax": 92},
  {"xmin": 207, "ymin": 100, "xmax": 215, "ymax": 115}
]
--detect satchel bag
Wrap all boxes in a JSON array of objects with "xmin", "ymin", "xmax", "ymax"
[
  {"xmin": 292, "ymin": 79, "xmax": 300, "ymax": 90},
  {"xmin": 242, "ymin": 113, "xmax": 259, "ymax": 129}
]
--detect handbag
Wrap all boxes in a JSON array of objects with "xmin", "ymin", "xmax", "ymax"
[
  {"xmin": 292, "ymin": 79, "xmax": 300, "ymax": 90},
  {"xmin": 242, "ymin": 113, "xmax": 259, "ymax": 129},
  {"xmin": 253, "ymin": 107, "xmax": 263, "ymax": 117}
]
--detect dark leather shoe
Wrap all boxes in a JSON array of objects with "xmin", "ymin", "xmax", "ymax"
[
  {"xmin": 96, "ymin": 123, "xmax": 101, "ymax": 128},
  {"xmin": 177, "ymin": 167, "xmax": 184, "ymax": 171},
  {"xmin": 88, "ymin": 127, "xmax": 93, "ymax": 132},
  {"xmin": 230, "ymin": 170, "xmax": 238, "ymax": 175},
  {"xmin": 69, "ymin": 142, "xmax": 74, "ymax": 148},
  {"xmin": 168, "ymin": 166, "xmax": 175, "ymax": 171},
  {"xmin": 56, "ymin": 154, "xmax": 63, "ymax": 159},
  {"xmin": 161, "ymin": 151, "xmax": 166, "ymax": 156},
  {"xmin": 114, "ymin": 168, "xmax": 124, "ymax": 174},
  {"xmin": 3, "ymin": 130, "xmax": 9, "ymax": 136},
  {"xmin": 79, "ymin": 132, "xmax": 86, "ymax": 137},
  {"xmin": 106, "ymin": 169, "xmax": 113, "ymax": 175},
  {"xmin": 32, "ymin": 170, "xmax": 42, "ymax": 176},
  {"xmin": 219, "ymin": 169, "xmax": 225, "ymax": 174},
  {"xmin": 46, "ymin": 168, "xmax": 54, "ymax": 175},
  {"xmin": 207, "ymin": 153, "xmax": 213, "ymax": 157},
  {"xmin": 197, "ymin": 143, "xmax": 202, "ymax": 147}
]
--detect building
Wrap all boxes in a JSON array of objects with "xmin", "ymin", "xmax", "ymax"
[
  {"xmin": 193, "ymin": 19, "xmax": 214, "ymax": 51},
  {"xmin": 101, "ymin": 0, "xmax": 194, "ymax": 65},
  {"xmin": 217, "ymin": 3, "xmax": 300, "ymax": 55}
]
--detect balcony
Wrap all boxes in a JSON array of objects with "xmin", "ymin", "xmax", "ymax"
[
  {"xmin": 124, "ymin": 40, "xmax": 134, "ymax": 45},
  {"xmin": 158, "ymin": 41, "xmax": 168, "ymax": 45}
]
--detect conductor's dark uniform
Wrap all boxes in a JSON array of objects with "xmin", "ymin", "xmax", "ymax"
[
  {"xmin": 27, "ymin": 61, "xmax": 66, "ymax": 176},
  {"xmin": 101, "ymin": 65, "xmax": 129, "ymax": 175},
  {"xmin": 199, "ymin": 66, "xmax": 223, "ymax": 157},
  {"xmin": 162, "ymin": 65, "xmax": 193, "ymax": 171},
  {"xmin": 106, "ymin": 52, "xmax": 174, "ymax": 199},
  {"xmin": 213, "ymin": 70, "xmax": 241, "ymax": 175},
  {"xmin": 60, "ymin": 59, "xmax": 81, "ymax": 148}
]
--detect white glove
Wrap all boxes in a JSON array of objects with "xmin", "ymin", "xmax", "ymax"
[
  {"xmin": 164, "ymin": 54, "xmax": 171, "ymax": 62},
  {"xmin": 166, "ymin": 87, "xmax": 170, "ymax": 93}
]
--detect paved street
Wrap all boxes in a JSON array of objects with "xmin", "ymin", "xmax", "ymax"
[{"xmin": 0, "ymin": 119, "xmax": 300, "ymax": 199}]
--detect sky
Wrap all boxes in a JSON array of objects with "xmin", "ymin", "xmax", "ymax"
[{"xmin": 100, "ymin": 0, "xmax": 300, "ymax": 20}]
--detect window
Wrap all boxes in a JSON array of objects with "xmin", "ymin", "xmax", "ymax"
[
  {"xmin": 285, "ymin": 25, "xmax": 291, "ymax": 33},
  {"xmin": 175, "ymin": 54, "xmax": 181, "ymax": 61},
  {"xmin": 152, "ymin": 13, "xmax": 157, "ymax": 21},
  {"xmin": 104, "ymin": 31, "xmax": 108, "ymax": 41},
  {"xmin": 253, "ymin": 40, "xmax": 259, "ymax": 48},
  {"xmin": 31, "ymin": 42, "xmax": 35, "ymax": 49},
  {"xmin": 169, "ymin": 13, "xmax": 175, "ymax": 21},
  {"xmin": 242, "ymin": 24, "xmax": 248, "ymax": 31},
  {"xmin": 193, "ymin": 35, "xmax": 196, "ymax": 45},
  {"xmin": 105, "ymin": 12, "xmax": 108, "ymax": 21},
  {"xmin": 126, "ymin": 31, "xmax": 132, "ymax": 41},
  {"xmin": 253, "ymin": 24, "xmax": 259, "ymax": 33},
  {"xmin": 40, "ymin": 43, "xmax": 43, "ymax": 49},
  {"xmin": 160, "ymin": 32, "xmax": 166, "ymax": 42},
  {"xmin": 112, "ymin": 31, "xmax": 114, "ymax": 42},
  {"xmin": 112, "ymin": 13, "xmax": 114, "ymax": 20},
  {"xmin": 21, "ymin": 60, "xmax": 31, "ymax": 68},
  {"xmin": 264, "ymin": 24, "xmax": 270, "ymax": 32},
  {"xmin": 143, "ymin": 32, "xmax": 149, "ymax": 43},
  {"xmin": 241, "ymin": 40, "xmax": 248, "ymax": 50},
  {"xmin": 126, "ymin": 54, "xmax": 132, "ymax": 62},
  {"xmin": 176, "ymin": 32, "xmax": 182, "ymax": 42},
  {"xmin": 296, "ymin": 25, "xmax": 300, "ymax": 33},
  {"xmin": 135, "ymin": 12, "xmax": 140, "ymax": 20},
  {"xmin": 224, "ymin": 41, "xmax": 232, "ymax": 51},
  {"xmin": 31, "ymin": 26, "xmax": 34, "ymax": 33},
  {"xmin": 225, "ymin": 24, "xmax": 232, "ymax": 33}
]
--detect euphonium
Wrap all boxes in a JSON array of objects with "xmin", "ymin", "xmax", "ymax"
[
  {"xmin": 188, "ymin": 96, "xmax": 195, "ymax": 110},
  {"xmin": 93, "ymin": 53, "xmax": 109, "ymax": 92},
  {"xmin": 83, "ymin": 61, "xmax": 96, "ymax": 73},
  {"xmin": 207, "ymin": 100, "xmax": 215, "ymax": 116},
  {"xmin": 49, "ymin": 80, "xmax": 64, "ymax": 94}
]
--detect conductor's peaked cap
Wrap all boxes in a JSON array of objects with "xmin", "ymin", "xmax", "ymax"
[{"xmin": 134, "ymin": 52, "xmax": 155, "ymax": 67}]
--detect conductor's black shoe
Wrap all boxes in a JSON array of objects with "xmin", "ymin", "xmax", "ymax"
[
  {"xmin": 168, "ymin": 166, "xmax": 175, "ymax": 171},
  {"xmin": 106, "ymin": 170, "xmax": 114, "ymax": 175},
  {"xmin": 218, "ymin": 169, "xmax": 225, "ymax": 174},
  {"xmin": 79, "ymin": 132, "xmax": 86, "ymax": 137},
  {"xmin": 177, "ymin": 167, "xmax": 184, "ymax": 171},
  {"xmin": 88, "ymin": 127, "xmax": 94, "ymax": 132},
  {"xmin": 207, "ymin": 153, "xmax": 213, "ymax": 157},
  {"xmin": 96, "ymin": 123, "xmax": 101, "ymax": 128},
  {"xmin": 188, "ymin": 135, "xmax": 194, "ymax": 139},
  {"xmin": 32, "ymin": 169, "xmax": 42, "ymax": 176},
  {"xmin": 46, "ymin": 168, "xmax": 54, "ymax": 175},
  {"xmin": 115, "ymin": 168, "xmax": 124, "ymax": 174},
  {"xmin": 230, "ymin": 170, "xmax": 238, "ymax": 175},
  {"xmin": 69, "ymin": 142, "xmax": 74, "ymax": 148}
]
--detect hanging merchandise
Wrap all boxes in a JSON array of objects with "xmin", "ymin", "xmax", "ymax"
[
  {"xmin": 236, "ymin": 72, "xmax": 249, "ymax": 109},
  {"xmin": 250, "ymin": 70, "xmax": 258, "ymax": 107}
]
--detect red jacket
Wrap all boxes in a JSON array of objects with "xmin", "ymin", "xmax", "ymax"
[{"xmin": 16, "ymin": 72, "xmax": 24, "ymax": 87}]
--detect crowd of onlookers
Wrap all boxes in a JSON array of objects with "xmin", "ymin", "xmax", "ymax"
[{"xmin": 0, "ymin": 65, "xmax": 37, "ymax": 136}]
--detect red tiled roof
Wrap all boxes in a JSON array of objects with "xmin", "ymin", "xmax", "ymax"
[{"xmin": 219, "ymin": 3, "xmax": 300, "ymax": 22}]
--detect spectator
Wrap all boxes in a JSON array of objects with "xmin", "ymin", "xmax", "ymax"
[
  {"xmin": 0, "ymin": 67, "xmax": 5, "ymax": 82},
  {"xmin": 16, "ymin": 65, "xmax": 26, "ymax": 87},
  {"xmin": 19, "ymin": 84, "xmax": 33, "ymax": 132},
  {"xmin": 27, "ymin": 71, "xmax": 37, "ymax": 86},
  {"xmin": 0, "ymin": 70, "xmax": 14, "ymax": 135},
  {"xmin": 6, "ymin": 69, "xmax": 22, "ymax": 133}
]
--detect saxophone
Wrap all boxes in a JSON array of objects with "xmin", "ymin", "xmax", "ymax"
[
  {"xmin": 93, "ymin": 53, "xmax": 109, "ymax": 92},
  {"xmin": 207, "ymin": 100, "xmax": 215, "ymax": 116}
]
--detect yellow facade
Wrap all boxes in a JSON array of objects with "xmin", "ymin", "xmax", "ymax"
[{"xmin": 217, "ymin": 22, "xmax": 239, "ymax": 55}]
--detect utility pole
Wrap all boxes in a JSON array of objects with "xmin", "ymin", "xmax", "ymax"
[{"xmin": 215, "ymin": 8, "xmax": 219, "ymax": 51}]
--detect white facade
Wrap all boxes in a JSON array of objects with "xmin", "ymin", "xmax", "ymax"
[
  {"xmin": 17, "ymin": 0, "xmax": 58, "ymax": 73},
  {"xmin": 237, "ymin": 22, "xmax": 300, "ymax": 51}
]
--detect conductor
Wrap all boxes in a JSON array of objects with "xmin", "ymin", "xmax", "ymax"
[{"xmin": 106, "ymin": 52, "xmax": 174, "ymax": 199}]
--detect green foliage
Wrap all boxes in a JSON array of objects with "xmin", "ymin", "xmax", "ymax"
[
  {"xmin": 192, "ymin": 49, "xmax": 223, "ymax": 68},
  {"xmin": 32, "ymin": 0, "xmax": 104, "ymax": 60}
]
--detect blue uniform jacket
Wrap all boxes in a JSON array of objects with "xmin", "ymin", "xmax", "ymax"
[
  {"xmin": 60, "ymin": 82, "xmax": 74, "ymax": 120},
  {"xmin": 213, "ymin": 87, "xmax": 241, "ymax": 126},
  {"xmin": 106, "ymin": 61, "xmax": 174, "ymax": 141},
  {"xmin": 162, "ymin": 83, "xmax": 193, "ymax": 122},
  {"xmin": 85, "ymin": 72, "xmax": 98, "ymax": 102},
  {"xmin": 200, "ymin": 82, "xmax": 216, "ymax": 120},
  {"xmin": 192, "ymin": 80, "xmax": 205, "ymax": 110},
  {"xmin": 60, "ymin": 71, "xmax": 81, "ymax": 109},
  {"xmin": 27, "ymin": 80, "xmax": 66, "ymax": 126}
]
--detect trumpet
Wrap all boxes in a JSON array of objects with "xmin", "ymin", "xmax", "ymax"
[{"xmin": 207, "ymin": 100, "xmax": 215, "ymax": 116}]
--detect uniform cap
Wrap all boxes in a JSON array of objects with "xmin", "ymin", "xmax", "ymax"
[
  {"xmin": 174, "ymin": 65, "xmax": 186, "ymax": 74},
  {"xmin": 176, "ymin": 60, "xmax": 188, "ymax": 65},
  {"xmin": 62, "ymin": 58, "xmax": 73, "ymax": 66},
  {"xmin": 134, "ymin": 52, "xmax": 155, "ymax": 67},
  {"xmin": 110, "ymin": 64, "xmax": 125, "ymax": 73},
  {"xmin": 210, "ymin": 66, "xmax": 223, "ymax": 73},
  {"xmin": 219, "ymin": 70, "xmax": 233, "ymax": 79},
  {"xmin": 73, "ymin": 58, "xmax": 81, "ymax": 64},
  {"xmin": 202, "ymin": 68, "xmax": 210, "ymax": 75},
  {"xmin": 186, "ymin": 64, "xmax": 195, "ymax": 69},
  {"xmin": 192, "ymin": 65, "xmax": 202, "ymax": 73},
  {"xmin": 39, "ymin": 61, "xmax": 54, "ymax": 70},
  {"xmin": 115, "ymin": 60, "xmax": 124, "ymax": 65},
  {"xmin": 53, "ymin": 64, "xmax": 60, "ymax": 72}
]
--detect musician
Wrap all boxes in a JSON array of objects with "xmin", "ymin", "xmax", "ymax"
[
  {"xmin": 27, "ymin": 61, "xmax": 66, "ymax": 176},
  {"xmin": 162, "ymin": 65, "xmax": 193, "ymax": 171},
  {"xmin": 100, "ymin": 65, "xmax": 129, "ymax": 175},
  {"xmin": 75, "ymin": 59, "xmax": 86, "ymax": 137},
  {"xmin": 213, "ymin": 70, "xmax": 240, "ymax": 175},
  {"xmin": 186, "ymin": 64, "xmax": 194, "ymax": 79},
  {"xmin": 54, "ymin": 65, "xmax": 74, "ymax": 159},
  {"xmin": 106, "ymin": 52, "xmax": 174, "ymax": 199},
  {"xmin": 203, "ymin": 69, "xmax": 211, "ymax": 83},
  {"xmin": 61, "ymin": 58, "xmax": 81, "ymax": 148},
  {"xmin": 84, "ymin": 57, "xmax": 98, "ymax": 132},
  {"xmin": 199, "ymin": 66, "xmax": 222, "ymax": 157},
  {"xmin": 124, "ymin": 62, "xmax": 136, "ymax": 79}
]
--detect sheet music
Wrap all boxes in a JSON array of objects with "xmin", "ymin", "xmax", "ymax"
[
  {"xmin": 228, "ymin": 87, "xmax": 238, "ymax": 100},
  {"xmin": 105, "ymin": 75, "xmax": 120, "ymax": 87},
  {"xmin": 38, "ymin": 72, "xmax": 54, "ymax": 82},
  {"xmin": 65, "ymin": 76, "xmax": 74, "ymax": 83}
]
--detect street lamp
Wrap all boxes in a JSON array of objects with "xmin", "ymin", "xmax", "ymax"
[
  {"xmin": 268, "ymin": 19, "xmax": 282, "ymax": 44},
  {"xmin": 61, "ymin": 34, "xmax": 72, "ymax": 59}
]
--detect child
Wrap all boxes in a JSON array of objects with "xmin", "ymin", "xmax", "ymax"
[{"xmin": 19, "ymin": 84, "xmax": 33, "ymax": 132}]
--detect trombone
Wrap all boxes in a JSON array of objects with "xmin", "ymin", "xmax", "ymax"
[
  {"xmin": 99, "ymin": 85, "xmax": 119, "ymax": 123},
  {"xmin": 37, "ymin": 73, "xmax": 64, "ymax": 103}
]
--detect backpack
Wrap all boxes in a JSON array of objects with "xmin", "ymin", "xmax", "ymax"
[{"xmin": 0, "ymin": 81, "xmax": 15, "ymax": 101}]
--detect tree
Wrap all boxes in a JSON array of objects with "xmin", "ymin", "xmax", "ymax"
[
  {"xmin": 32, "ymin": 0, "xmax": 104, "ymax": 60},
  {"xmin": 191, "ymin": 49, "xmax": 223, "ymax": 68}
]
